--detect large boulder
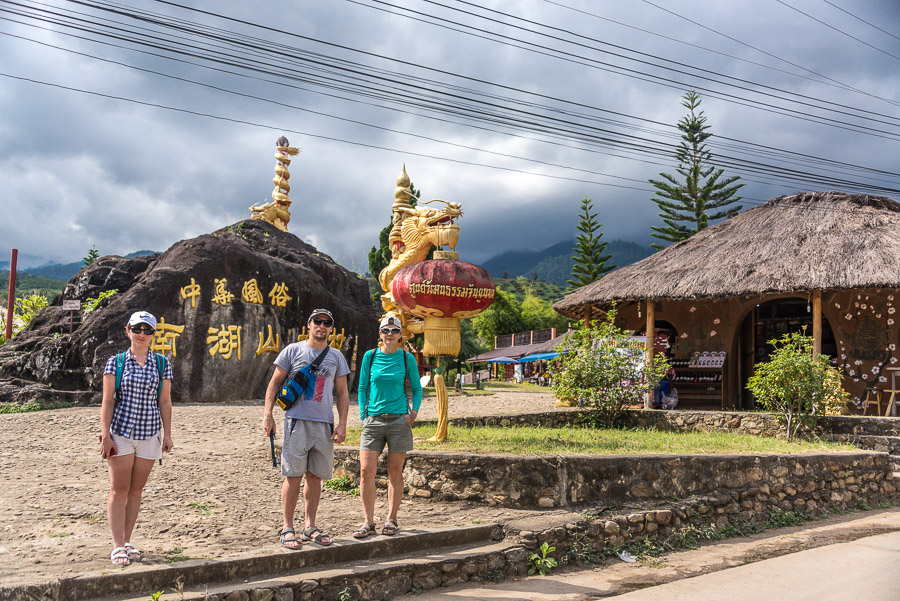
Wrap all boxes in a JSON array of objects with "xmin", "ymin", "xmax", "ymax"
[{"xmin": 0, "ymin": 220, "xmax": 379, "ymax": 404}]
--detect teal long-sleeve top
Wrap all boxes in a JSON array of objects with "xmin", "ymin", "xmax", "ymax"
[{"xmin": 357, "ymin": 348, "xmax": 423, "ymax": 419}]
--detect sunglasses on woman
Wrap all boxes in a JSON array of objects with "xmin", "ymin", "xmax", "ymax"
[
  {"xmin": 130, "ymin": 326, "xmax": 155, "ymax": 335},
  {"xmin": 312, "ymin": 318, "xmax": 333, "ymax": 327},
  {"xmin": 381, "ymin": 327, "xmax": 401, "ymax": 335}
]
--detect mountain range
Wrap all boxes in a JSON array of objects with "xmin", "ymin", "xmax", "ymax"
[
  {"xmin": 0, "ymin": 250, "xmax": 157, "ymax": 281},
  {"xmin": 481, "ymin": 239, "xmax": 654, "ymax": 287}
]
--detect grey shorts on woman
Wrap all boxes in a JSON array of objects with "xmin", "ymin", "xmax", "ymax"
[
  {"xmin": 281, "ymin": 418, "xmax": 334, "ymax": 479},
  {"xmin": 360, "ymin": 413, "xmax": 414, "ymax": 453}
]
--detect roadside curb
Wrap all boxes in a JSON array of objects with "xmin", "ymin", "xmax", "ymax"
[{"xmin": 2, "ymin": 524, "xmax": 500, "ymax": 601}]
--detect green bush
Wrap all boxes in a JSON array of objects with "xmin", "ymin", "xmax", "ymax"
[
  {"xmin": 746, "ymin": 330, "xmax": 847, "ymax": 441},
  {"xmin": 83, "ymin": 289, "xmax": 118, "ymax": 315},
  {"xmin": 551, "ymin": 306, "xmax": 668, "ymax": 428}
]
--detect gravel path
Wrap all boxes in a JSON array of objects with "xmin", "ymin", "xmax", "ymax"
[{"xmin": 1, "ymin": 389, "xmax": 567, "ymax": 586}]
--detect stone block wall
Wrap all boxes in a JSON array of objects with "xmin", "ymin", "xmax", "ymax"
[{"xmin": 334, "ymin": 449, "xmax": 895, "ymax": 510}]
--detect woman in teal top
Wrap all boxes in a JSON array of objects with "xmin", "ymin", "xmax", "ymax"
[{"xmin": 353, "ymin": 315, "xmax": 423, "ymax": 538}]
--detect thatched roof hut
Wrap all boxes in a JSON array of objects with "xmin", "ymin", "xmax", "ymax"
[
  {"xmin": 554, "ymin": 191, "xmax": 900, "ymax": 315},
  {"xmin": 553, "ymin": 191, "xmax": 900, "ymax": 415}
]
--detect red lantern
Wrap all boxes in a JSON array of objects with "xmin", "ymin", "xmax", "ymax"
[{"xmin": 391, "ymin": 256, "xmax": 495, "ymax": 356}]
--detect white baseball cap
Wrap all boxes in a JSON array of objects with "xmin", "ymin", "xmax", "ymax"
[
  {"xmin": 127, "ymin": 311, "xmax": 157, "ymax": 330},
  {"xmin": 380, "ymin": 315, "xmax": 401, "ymax": 329}
]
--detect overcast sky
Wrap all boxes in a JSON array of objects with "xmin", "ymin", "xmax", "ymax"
[{"xmin": 2, "ymin": 0, "xmax": 899, "ymax": 271}]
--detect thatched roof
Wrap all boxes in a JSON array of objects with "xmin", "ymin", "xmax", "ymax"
[{"xmin": 554, "ymin": 191, "xmax": 900, "ymax": 317}]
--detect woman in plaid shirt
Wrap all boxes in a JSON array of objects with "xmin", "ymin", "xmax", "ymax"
[{"xmin": 99, "ymin": 311, "xmax": 173, "ymax": 566}]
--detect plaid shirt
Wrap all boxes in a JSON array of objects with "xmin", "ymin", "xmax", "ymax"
[{"xmin": 104, "ymin": 349, "xmax": 173, "ymax": 440}]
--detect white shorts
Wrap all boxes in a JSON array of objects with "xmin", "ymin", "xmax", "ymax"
[{"xmin": 110, "ymin": 431, "xmax": 163, "ymax": 460}]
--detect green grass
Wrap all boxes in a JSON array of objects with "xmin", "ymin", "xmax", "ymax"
[
  {"xmin": 341, "ymin": 424, "xmax": 857, "ymax": 455},
  {"xmin": 164, "ymin": 546, "xmax": 191, "ymax": 563},
  {"xmin": 0, "ymin": 400, "xmax": 76, "ymax": 413},
  {"xmin": 187, "ymin": 501, "xmax": 213, "ymax": 516},
  {"xmin": 323, "ymin": 474, "xmax": 360, "ymax": 496},
  {"xmin": 421, "ymin": 381, "xmax": 546, "ymax": 397}
]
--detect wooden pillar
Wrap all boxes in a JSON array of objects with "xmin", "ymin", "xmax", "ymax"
[
  {"xmin": 645, "ymin": 299, "xmax": 655, "ymax": 409},
  {"xmin": 812, "ymin": 290, "xmax": 822, "ymax": 355},
  {"xmin": 583, "ymin": 304, "xmax": 592, "ymax": 326}
]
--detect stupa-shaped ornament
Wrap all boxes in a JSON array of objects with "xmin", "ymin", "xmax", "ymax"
[{"xmin": 249, "ymin": 135, "xmax": 300, "ymax": 232}]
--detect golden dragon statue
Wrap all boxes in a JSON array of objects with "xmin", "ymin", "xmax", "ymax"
[
  {"xmin": 377, "ymin": 165, "xmax": 462, "ymax": 321},
  {"xmin": 249, "ymin": 135, "xmax": 299, "ymax": 232}
]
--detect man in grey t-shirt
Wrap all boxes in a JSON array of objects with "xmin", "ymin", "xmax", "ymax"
[{"xmin": 263, "ymin": 309, "xmax": 350, "ymax": 548}]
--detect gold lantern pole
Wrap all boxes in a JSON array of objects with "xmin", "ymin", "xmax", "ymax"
[{"xmin": 376, "ymin": 166, "xmax": 470, "ymax": 441}]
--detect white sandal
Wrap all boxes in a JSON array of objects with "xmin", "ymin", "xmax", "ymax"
[
  {"xmin": 110, "ymin": 546, "xmax": 130, "ymax": 566},
  {"xmin": 124, "ymin": 542, "xmax": 142, "ymax": 561}
]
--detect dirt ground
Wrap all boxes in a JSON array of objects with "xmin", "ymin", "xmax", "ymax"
[{"xmin": 0, "ymin": 388, "xmax": 567, "ymax": 586}]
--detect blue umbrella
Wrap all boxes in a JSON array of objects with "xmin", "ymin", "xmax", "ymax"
[
  {"xmin": 486, "ymin": 356, "xmax": 518, "ymax": 363},
  {"xmin": 518, "ymin": 352, "xmax": 560, "ymax": 363}
]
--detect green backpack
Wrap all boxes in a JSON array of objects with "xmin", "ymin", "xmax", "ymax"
[{"xmin": 114, "ymin": 352, "xmax": 166, "ymax": 402}]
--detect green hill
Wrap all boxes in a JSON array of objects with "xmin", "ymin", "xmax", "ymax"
[
  {"xmin": 481, "ymin": 239, "xmax": 653, "ymax": 287},
  {"xmin": 494, "ymin": 278, "xmax": 566, "ymax": 304}
]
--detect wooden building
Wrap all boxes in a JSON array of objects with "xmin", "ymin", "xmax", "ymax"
[{"xmin": 553, "ymin": 191, "xmax": 900, "ymax": 414}]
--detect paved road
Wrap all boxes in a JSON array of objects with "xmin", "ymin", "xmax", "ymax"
[
  {"xmin": 610, "ymin": 530, "xmax": 900, "ymax": 601},
  {"xmin": 397, "ymin": 509, "xmax": 900, "ymax": 600}
]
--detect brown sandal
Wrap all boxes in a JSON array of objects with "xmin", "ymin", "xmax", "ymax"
[
  {"xmin": 301, "ymin": 526, "xmax": 332, "ymax": 546},
  {"xmin": 353, "ymin": 522, "xmax": 377, "ymax": 538},
  {"xmin": 382, "ymin": 519, "xmax": 399, "ymax": 536}
]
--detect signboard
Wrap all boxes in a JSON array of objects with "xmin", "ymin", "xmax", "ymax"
[{"xmin": 62, "ymin": 300, "xmax": 81, "ymax": 311}]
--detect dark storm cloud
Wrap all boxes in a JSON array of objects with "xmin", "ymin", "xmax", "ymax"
[{"xmin": 1, "ymin": 0, "xmax": 897, "ymax": 270}]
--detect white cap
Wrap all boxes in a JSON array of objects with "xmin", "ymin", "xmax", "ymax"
[
  {"xmin": 380, "ymin": 315, "xmax": 401, "ymax": 329},
  {"xmin": 127, "ymin": 311, "xmax": 157, "ymax": 330}
]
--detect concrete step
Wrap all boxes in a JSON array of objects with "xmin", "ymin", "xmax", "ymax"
[
  {"xmin": 107, "ymin": 537, "xmax": 524, "ymax": 601},
  {"xmin": 4, "ymin": 525, "xmax": 503, "ymax": 601}
]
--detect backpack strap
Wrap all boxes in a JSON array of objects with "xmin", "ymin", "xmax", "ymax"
[
  {"xmin": 115, "ymin": 351, "xmax": 167, "ymax": 403},
  {"xmin": 309, "ymin": 345, "xmax": 330, "ymax": 370},
  {"xmin": 363, "ymin": 349, "xmax": 376, "ymax": 420},
  {"xmin": 114, "ymin": 352, "xmax": 125, "ymax": 403},
  {"xmin": 154, "ymin": 353, "xmax": 166, "ymax": 399},
  {"xmin": 403, "ymin": 349, "xmax": 411, "ymax": 414}
]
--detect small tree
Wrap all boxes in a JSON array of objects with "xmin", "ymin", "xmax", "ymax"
[
  {"xmin": 746, "ymin": 330, "xmax": 847, "ymax": 441},
  {"xmin": 551, "ymin": 307, "xmax": 668, "ymax": 428},
  {"xmin": 471, "ymin": 289, "xmax": 526, "ymax": 343},
  {"xmin": 568, "ymin": 196, "xmax": 614, "ymax": 289},
  {"xmin": 649, "ymin": 90, "xmax": 743, "ymax": 250},
  {"xmin": 83, "ymin": 244, "xmax": 100, "ymax": 267}
]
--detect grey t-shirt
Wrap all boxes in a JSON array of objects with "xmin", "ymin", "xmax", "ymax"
[{"xmin": 274, "ymin": 341, "xmax": 350, "ymax": 424}]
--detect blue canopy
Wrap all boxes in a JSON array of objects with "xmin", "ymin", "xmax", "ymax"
[
  {"xmin": 486, "ymin": 356, "xmax": 518, "ymax": 364},
  {"xmin": 518, "ymin": 352, "xmax": 560, "ymax": 363}
]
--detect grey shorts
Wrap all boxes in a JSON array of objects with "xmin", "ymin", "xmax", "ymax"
[
  {"xmin": 281, "ymin": 418, "xmax": 334, "ymax": 480},
  {"xmin": 360, "ymin": 413, "xmax": 413, "ymax": 453}
]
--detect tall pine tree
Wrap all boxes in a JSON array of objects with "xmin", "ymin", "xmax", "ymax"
[
  {"xmin": 649, "ymin": 90, "xmax": 743, "ymax": 250},
  {"xmin": 567, "ymin": 196, "xmax": 614, "ymax": 289}
]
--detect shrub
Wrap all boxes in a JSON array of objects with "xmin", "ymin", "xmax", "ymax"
[
  {"xmin": 550, "ymin": 306, "xmax": 668, "ymax": 428},
  {"xmin": 746, "ymin": 330, "xmax": 847, "ymax": 441},
  {"xmin": 83, "ymin": 289, "xmax": 118, "ymax": 315}
]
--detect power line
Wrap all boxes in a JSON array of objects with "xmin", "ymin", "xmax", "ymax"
[
  {"xmin": 541, "ymin": 0, "xmax": 899, "ymax": 106},
  {"xmin": 0, "ymin": 71, "xmax": 659, "ymax": 193},
  {"xmin": 820, "ymin": 0, "xmax": 900, "ymax": 44},
  {"xmin": 350, "ymin": 0, "xmax": 900, "ymax": 133},
  {"xmin": 3, "ymin": 0, "xmax": 899, "ymax": 196},
  {"xmin": 6, "ymin": 8, "xmax": 899, "ymax": 195},
  {"xmin": 775, "ymin": 0, "xmax": 900, "ymax": 61},
  {"xmin": 638, "ymin": 0, "xmax": 900, "ymax": 102}
]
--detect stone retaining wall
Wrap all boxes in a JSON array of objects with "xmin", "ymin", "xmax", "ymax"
[
  {"xmin": 440, "ymin": 409, "xmax": 900, "ymax": 439},
  {"xmin": 334, "ymin": 449, "xmax": 895, "ymax": 509}
]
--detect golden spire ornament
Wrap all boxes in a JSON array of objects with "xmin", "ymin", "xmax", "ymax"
[{"xmin": 249, "ymin": 135, "xmax": 300, "ymax": 231}]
